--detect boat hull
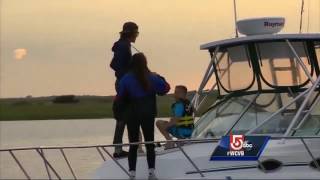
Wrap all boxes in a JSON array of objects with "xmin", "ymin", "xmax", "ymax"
[{"xmin": 93, "ymin": 139, "xmax": 320, "ymax": 179}]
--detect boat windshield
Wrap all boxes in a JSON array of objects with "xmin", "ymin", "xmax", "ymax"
[
  {"xmin": 192, "ymin": 92, "xmax": 320, "ymax": 138},
  {"xmin": 216, "ymin": 45, "xmax": 254, "ymax": 94},
  {"xmin": 214, "ymin": 40, "xmax": 318, "ymax": 95},
  {"xmin": 256, "ymin": 41, "xmax": 315, "ymax": 88},
  {"xmin": 215, "ymin": 45, "xmax": 256, "ymax": 94}
]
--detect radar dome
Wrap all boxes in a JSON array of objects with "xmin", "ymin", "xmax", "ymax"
[{"xmin": 236, "ymin": 17, "xmax": 285, "ymax": 36}]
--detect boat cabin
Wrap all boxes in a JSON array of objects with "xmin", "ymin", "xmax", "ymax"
[{"xmin": 192, "ymin": 18, "xmax": 320, "ymax": 138}]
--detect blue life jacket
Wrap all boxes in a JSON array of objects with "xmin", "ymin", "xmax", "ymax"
[{"xmin": 171, "ymin": 99, "xmax": 194, "ymax": 128}]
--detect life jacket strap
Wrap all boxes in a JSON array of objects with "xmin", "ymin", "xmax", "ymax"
[{"xmin": 176, "ymin": 116, "xmax": 194, "ymax": 127}]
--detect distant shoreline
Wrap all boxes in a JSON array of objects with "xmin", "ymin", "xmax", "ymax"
[{"xmin": 0, "ymin": 92, "xmax": 217, "ymax": 121}]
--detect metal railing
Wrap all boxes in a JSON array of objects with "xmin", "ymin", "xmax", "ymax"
[{"xmin": 1, "ymin": 136, "xmax": 319, "ymax": 179}]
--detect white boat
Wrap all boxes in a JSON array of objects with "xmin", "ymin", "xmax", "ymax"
[
  {"xmin": 93, "ymin": 17, "xmax": 320, "ymax": 179},
  {"xmin": 1, "ymin": 5, "xmax": 319, "ymax": 180}
]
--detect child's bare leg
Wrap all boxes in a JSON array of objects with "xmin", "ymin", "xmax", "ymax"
[
  {"xmin": 156, "ymin": 120, "xmax": 177, "ymax": 149},
  {"xmin": 156, "ymin": 120, "xmax": 172, "ymax": 140}
]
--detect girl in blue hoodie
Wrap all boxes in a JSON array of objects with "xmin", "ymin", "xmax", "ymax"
[{"xmin": 115, "ymin": 53, "xmax": 170, "ymax": 179}]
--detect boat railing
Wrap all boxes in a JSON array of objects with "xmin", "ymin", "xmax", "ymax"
[{"xmin": 1, "ymin": 136, "xmax": 319, "ymax": 179}]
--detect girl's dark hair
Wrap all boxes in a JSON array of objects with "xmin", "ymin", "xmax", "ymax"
[{"xmin": 131, "ymin": 53, "xmax": 151, "ymax": 91}]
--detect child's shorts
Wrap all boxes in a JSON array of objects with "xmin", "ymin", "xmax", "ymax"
[{"xmin": 167, "ymin": 126, "xmax": 193, "ymax": 139}]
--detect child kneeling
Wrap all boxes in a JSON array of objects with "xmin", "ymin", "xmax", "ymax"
[{"xmin": 156, "ymin": 85, "xmax": 194, "ymax": 149}]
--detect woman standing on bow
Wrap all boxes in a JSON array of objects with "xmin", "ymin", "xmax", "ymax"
[
  {"xmin": 115, "ymin": 53, "xmax": 170, "ymax": 179},
  {"xmin": 110, "ymin": 22, "xmax": 142, "ymax": 158}
]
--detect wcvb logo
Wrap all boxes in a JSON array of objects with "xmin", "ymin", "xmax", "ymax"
[
  {"xmin": 230, "ymin": 134, "xmax": 244, "ymax": 151},
  {"xmin": 227, "ymin": 134, "xmax": 253, "ymax": 156}
]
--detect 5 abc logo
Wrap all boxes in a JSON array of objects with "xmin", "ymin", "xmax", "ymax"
[{"xmin": 229, "ymin": 134, "xmax": 253, "ymax": 151}]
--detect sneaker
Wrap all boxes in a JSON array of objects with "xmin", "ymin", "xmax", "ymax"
[
  {"xmin": 148, "ymin": 168, "xmax": 157, "ymax": 180},
  {"xmin": 176, "ymin": 141, "xmax": 185, "ymax": 147},
  {"xmin": 164, "ymin": 142, "xmax": 175, "ymax": 150},
  {"xmin": 113, "ymin": 150, "xmax": 129, "ymax": 158},
  {"xmin": 129, "ymin": 170, "xmax": 136, "ymax": 179},
  {"xmin": 155, "ymin": 142, "xmax": 162, "ymax": 147}
]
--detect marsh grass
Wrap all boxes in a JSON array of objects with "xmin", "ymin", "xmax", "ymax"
[{"xmin": 0, "ymin": 92, "xmax": 218, "ymax": 121}]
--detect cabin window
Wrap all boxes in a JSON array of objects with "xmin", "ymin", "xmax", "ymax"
[
  {"xmin": 315, "ymin": 41, "xmax": 320, "ymax": 70},
  {"xmin": 256, "ymin": 41, "xmax": 313, "ymax": 88},
  {"xmin": 215, "ymin": 45, "xmax": 254, "ymax": 93}
]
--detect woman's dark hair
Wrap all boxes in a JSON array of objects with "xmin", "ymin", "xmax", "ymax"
[{"xmin": 131, "ymin": 53, "xmax": 151, "ymax": 91}]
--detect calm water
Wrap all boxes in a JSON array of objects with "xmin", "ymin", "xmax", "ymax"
[{"xmin": 0, "ymin": 118, "xmax": 167, "ymax": 179}]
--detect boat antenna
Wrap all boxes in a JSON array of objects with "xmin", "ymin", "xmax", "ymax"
[
  {"xmin": 299, "ymin": 0, "xmax": 305, "ymax": 33},
  {"xmin": 307, "ymin": 0, "xmax": 310, "ymax": 32},
  {"xmin": 233, "ymin": 0, "xmax": 239, "ymax": 38}
]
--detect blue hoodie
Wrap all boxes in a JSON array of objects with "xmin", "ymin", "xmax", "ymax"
[
  {"xmin": 115, "ymin": 72, "xmax": 170, "ymax": 117},
  {"xmin": 110, "ymin": 39, "xmax": 132, "ymax": 80},
  {"xmin": 117, "ymin": 73, "xmax": 170, "ymax": 100}
]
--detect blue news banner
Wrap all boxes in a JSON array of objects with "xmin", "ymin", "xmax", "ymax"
[{"xmin": 210, "ymin": 135, "xmax": 270, "ymax": 161}]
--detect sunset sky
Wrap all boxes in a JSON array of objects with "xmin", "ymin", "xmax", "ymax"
[{"xmin": 1, "ymin": 0, "xmax": 319, "ymax": 98}]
